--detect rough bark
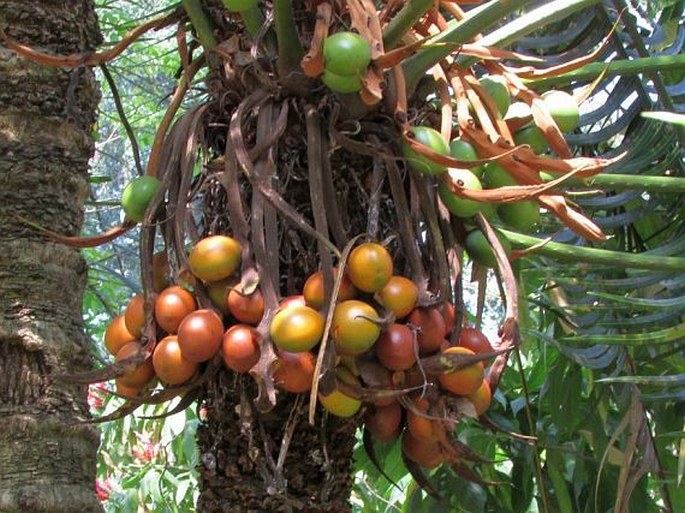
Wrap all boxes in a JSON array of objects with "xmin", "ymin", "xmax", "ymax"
[
  {"xmin": 0, "ymin": 1, "xmax": 102, "ymax": 511},
  {"xmin": 197, "ymin": 371, "xmax": 357, "ymax": 513}
]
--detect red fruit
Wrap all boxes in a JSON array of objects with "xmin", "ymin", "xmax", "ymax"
[
  {"xmin": 222, "ymin": 324, "xmax": 260, "ymax": 373},
  {"xmin": 177, "ymin": 309, "xmax": 224, "ymax": 362},
  {"xmin": 402, "ymin": 430, "xmax": 444, "ymax": 469},
  {"xmin": 406, "ymin": 394, "xmax": 439, "ymax": 442},
  {"xmin": 375, "ymin": 323, "xmax": 417, "ymax": 371},
  {"xmin": 116, "ymin": 341, "xmax": 155, "ymax": 388},
  {"xmin": 407, "ymin": 307, "xmax": 445, "ymax": 355},
  {"xmin": 272, "ymin": 350, "xmax": 316, "ymax": 393},
  {"xmin": 458, "ymin": 327, "xmax": 493, "ymax": 355},
  {"xmin": 228, "ymin": 287, "xmax": 265, "ymax": 325},
  {"xmin": 152, "ymin": 335, "xmax": 198, "ymax": 385}
]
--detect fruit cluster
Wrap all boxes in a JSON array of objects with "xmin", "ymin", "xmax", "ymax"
[
  {"xmin": 321, "ymin": 32, "xmax": 373, "ymax": 94},
  {"xmin": 103, "ymin": 236, "xmax": 496, "ymax": 469}
]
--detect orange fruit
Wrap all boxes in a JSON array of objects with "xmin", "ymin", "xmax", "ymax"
[
  {"xmin": 318, "ymin": 366, "xmax": 362, "ymax": 417},
  {"xmin": 406, "ymin": 394, "xmax": 438, "ymax": 442},
  {"xmin": 152, "ymin": 335, "xmax": 198, "ymax": 385},
  {"xmin": 437, "ymin": 346, "xmax": 484, "ymax": 396},
  {"xmin": 124, "ymin": 294, "xmax": 145, "ymax": 338},
  {"xmin": 272, "ymin": 350, "xmax": 316, "ymax": 393},
  {"xmin": 154, "ymin": 286, "xmax": 197, "ymax": 334},
  {"xmin": 375, "ymin": 276, "xmax": 418, "ymax": 319},
  {"xmin": 365, "ymin": 402, "xmax": 402, "ymax": 443},
  {"xmin": 228, "ymin": 287, "xmax": 264, "ymax": 325},
  {"xmin": 467, "ymin": 379, "xmax": 492, "ymax": 416},
  {"xmin": 402, "ymin": 430, "xmax": 444, "ymax": 469},
  {"xmin": 303, "ymin": 269, "xmax": 356, "ymax": 309},
  {"xmin": 105, "ymin": 315, "xmax": 136, "ymax": 356},
  {"xmin": 116, "ymin": 341, "xmax": 155, "ymax": 388}
]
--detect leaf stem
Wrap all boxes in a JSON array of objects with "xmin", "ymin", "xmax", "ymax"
[
  {"xmin": 546, "ymin": 172, "xmax": 685, "ymax": 193},
  {"xmin": 382, "ymin": 0, "xmax": 433, "ymax": 50},
  {"xmin": 182, "ymin": 0, "xmax": 218, "ymax": 51},
  {"xmin": 503, "ymin": 229, "xmax": 685, "ymax": 271}
]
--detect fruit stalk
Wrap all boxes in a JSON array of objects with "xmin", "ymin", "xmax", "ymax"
[
  {"xmin": 273, "ymin": 0, "xmax": 305, "ymax": 78},
  {"xmin": 382, "ymin": 0, "xmax": 433, "ymax": 50}
]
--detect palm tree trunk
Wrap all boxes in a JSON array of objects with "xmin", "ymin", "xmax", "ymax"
[{"xmin": 0, "ymin": 1, "xmax": 103, "ymax": 511}]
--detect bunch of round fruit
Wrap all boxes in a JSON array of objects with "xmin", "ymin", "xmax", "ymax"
[{"xmin": 321, "ymin": 31, "xmax": 372, "ymax": 94}]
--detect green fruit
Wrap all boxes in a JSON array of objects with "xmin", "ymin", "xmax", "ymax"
[
  {"xmin": 323, "ymin": 32, "xmax": 372, "ymax": 76},
  {"xmin": 438, "ymin": 168, "xmax": 483, "ymax": 218},
  {"xmin": 121, "ymin": 176, "xmax": 161, "ymax": 223},
  {"xmin": 499, "ymin": 201, "xmax": 540, "ymax": 231},
  {"xmin": 449, "ymin": 138, "xmax": 483, "ymax": 177},
  {"xmin": 483, "ymin": 162, "xmax": 516, "ymax": 189},
  {"xmin": 542, "ymin": 90, "xmax": 580, "ymax": 132},
  {"xmin": 322, "ymin": 69, "xmax": 362, "ymax": 93},
  {"xmin": 464, "ymin": 229, "xmax": 511, "ymax": 268},
  {"xmin": 318, "ymin": 367, "xmax": 362, "ymax": 417},
  {"xmin": 479, "ymin": 75, "xmax": 510, "ymax": 116},
  {"xmin": 222, "ymin": 0, "xmax": 259, "ymax": 12},
  {"xmin": 514, "ymin": 125, "xmax": 549, "ymax": 155},
  {"xmin": 402, "ymin": 126, "xmax": 450, "ymax": 176},
  {"xmin": 504, "ymin": 101, "xmax": 531, "ymax": 121}
]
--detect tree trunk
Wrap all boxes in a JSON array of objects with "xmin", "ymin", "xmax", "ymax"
[{"xmin": 0, "ymin": 1, "xmax": 102, "ymax": 511}]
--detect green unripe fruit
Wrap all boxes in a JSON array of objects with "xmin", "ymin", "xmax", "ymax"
[
  {"xmin": 542, "ymin": 90, "xmax": 580, "ymax": 132},
  {"xmin": 222, "ymin": 0, "xmax": 259, "ymax": 12},
  {"xmin": 479, "ymin": 75, "xmax": 510, "ymax": 116},
  {"xmin": 464, "ymin": 229, "xmax": 512, "ymax": 268},
  {"xmin": 438, "ymin": 168, "xmax": 483, "ymax": 218},
  {"xmin": 323, "ymin": 32, "xmax": 372, "ymax": 76},
  {"xmin": 322, "ymin": 69, "xmax": 362, "ymax": 93},
  {"xmin": 449, "ymin": 138, "xmax": 483, "ymax": 177},
  {"xmin": 121, "ymin": 176, "xmax": 161, "ymax": 223},
  {"xmin": 499, "ymin": 201, "xmax": 540, "ymax": 231},
  {"xmin": 402, "ymin": 126, "xmax": 450, "ymax": 176},
  {"xmin": 483, "ymin": 162, "xmax": 516, "ymax": 189},
  {"xmin": 514, "ymin": 125, "xmax": 549, "ymax": 155}
]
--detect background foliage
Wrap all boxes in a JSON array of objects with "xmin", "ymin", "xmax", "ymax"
[{"xmin": 82, "ymin": 0, "xmax": 685, "ymax": 511}]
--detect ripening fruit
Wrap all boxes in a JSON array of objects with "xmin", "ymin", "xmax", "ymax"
[
  {"xmin": 104, "ymin": 315, "xmax": 136, "ymax": 356},
  {"xmin": 464, "ymin": 229, "xmax": 512, "ymax": 269},
  {"xmin": 116, "ymin": 341, "xmax": 155, "ymax": 388},
  {"xmin": 402, "ymin": 126, "xmax": 450, "ymax": 176},
  {"xmin": 332, "ymin": 300, "xmax": 381, "ymax": 356},
  {"xmin": 206, "ymin": 276, "xmax": 237, "ymax": 315},
  {"xmin": 458, "ymin": 327, "xmax": 494, "ymax": 355},
  {"xmin": 154, "ymin": 286, "xmax": 197, "ymax": 334},
  {"xmin": 303, "ymin": 269, "xmax": 356, "ymax": 310},
  {"xmin": 478, "ymin": 75, "xmax": 511, "ymax": 116},
  {"xmin": 402, "ymin": 430, "xmax": 444, "ymax": 469},
  {"xmin": 322, "ymin": 70, "xmax": 363, "ymax": 94},
  {"xmin": 450, "ymin": 138, "xmax": 483, "ymax": 177},
  {"xmin": 228, "ymin": 287, "xmax": 264, "ymax": 325},
  {"xmin": 177, "ymin": 309, "xmax": 224, "ymax": 362},
  {"xmin": 542, "ymin": 90, "xmax": 580, "ymax": 132},
  {"xmin": 347, "ymin": 242, "xmax": 393, "ymax": 293},
  {"xmin": 361, "ymin": 363, "xmax": 396, "ymax": 407},
  {"xmin": 121, "ymin": 176, "xmax": 161, "ymax": 223},
  {"xmin": 514, "ymin": 125, "xmax": 549, "ymax": 154},
  {"xmin": 152, "ymin": 335, "xmax": 198, "ymax": 385},
  {"xmin": 375, "ymin": 276, "xmax": 418, "ymax": 319},
  {"xmin": 222, "ymin": 324, "xmax": 260, "ymax": 373},
  {"xmin": 318, "ymin": 366, "xmax": 362, "ymax": 418},
  {"xmin": 277, "ymin": 295, "xmax": 307, "ymax": 311},
  {"xmin": 375, "ymin": 323, "xmax": 416, "ymax": 371},
  {"xmin": 188, "ymin": 235, "xmax": 241, "ymax": 283},
  {"xmin": 365, "ymin": 402, "xmax": 402, "ymax": 443},
  {"xmin": 438, "ymin": 167, "xmax": 484, "ymax": 218},
  {"xmin": 407, "ymin": 394, "xmax": 439, "ymax": 442},
  {"xmin": 407, "ymin": 307, "xmax": 445, "ymax": 355},
  {"xmin": 124, "ymin": 295, "xmax": 145, "ymax": 338},
  {"xmin": 438, "ymin": 346, "xmax": 484, "ymax": 396},
  {"xmin": 270, "ymin": 304, "xmax": 324, "ymax": 352},
  {"xmin": 272, "ymin": 350, "xmax": 316, "ymax": 393},
  {"xmin": 323, "ymin": 32, "xmax": 372, "ymax": 76},
  {"xmin": 467, "ymin": 379, "xmax": 492, "ymax": 416}
]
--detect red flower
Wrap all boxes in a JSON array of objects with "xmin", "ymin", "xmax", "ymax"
[{"xmin": 95, "ymin": 478, "xmax": 112, "ymax": 501}]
